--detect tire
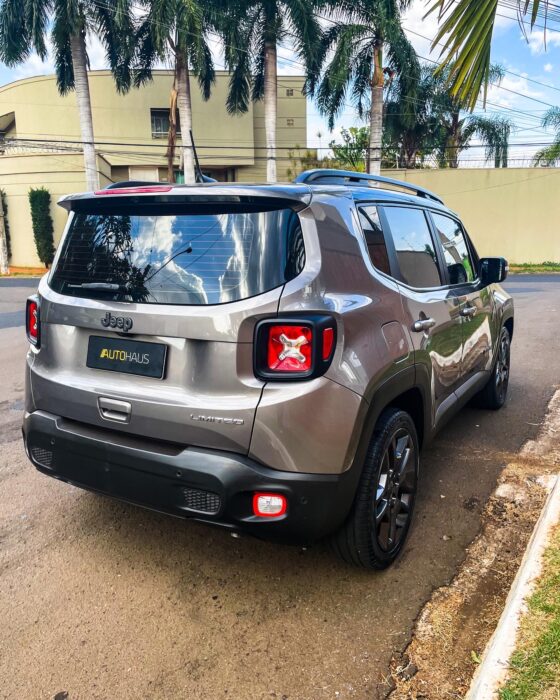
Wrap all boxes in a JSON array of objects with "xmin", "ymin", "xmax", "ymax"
[
  {"xmin": 476, "ymin": 326, "xmax": 511, "ymax": 410},
  {"xmin": 331, "ymin": 408, "xmax": 419, "ymax": 570}
]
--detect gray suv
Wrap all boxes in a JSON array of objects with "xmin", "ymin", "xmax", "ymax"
[{"xmin": 22, "ymin": 169, "xmax": 513, "ymax": 569}]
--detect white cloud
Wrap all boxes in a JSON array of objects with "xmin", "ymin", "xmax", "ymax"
[
  {"xmin": 86, "ymin": 35, "xmax": 108, "ymax": 71},
  {"xmin": 526, "ymin": 28, "xmax": 560, "ymax": 54},
  {"xmin": 485, "ymin": 73, "xmax": 544, "ymax": 108},
  {"xmin": 402, "ymin": 0, "xmax": 442, "ymax": 60},
  {"xmin": 544, "ymin": 62, "xmax": 554, "ymax": 72}
]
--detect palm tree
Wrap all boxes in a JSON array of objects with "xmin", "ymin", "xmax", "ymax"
[
  {"xmin": 428, "ymin": 0, "xmax": 551, "ymax": 110},
  {"xmin": 310, "ymin": 0, "xmax": 420, "ymax": 176},
  {"xmin": 0, "ymin": 0, "xmax": 136, "ymax": 191},
  {"xmin": 220, "ymin": 0, "xmax": 322, "ymax": 183},
  {"xmin": 534, "ymin": 108, "xmax": 560, "ymax": 166},
  {"xmin": 134, "ymin": 0, "xmax": 216, "ymax": 184},
  {"xmin": 420, "ymin": 63, "xmax": 510, "ymax": 168},
  {"xmin": 383, "ymin": 64, "xmax": 439, "ymax": 168},
  {"xmin": 383, "ymin": 63, "xmax": 511, "ymax": 168},
  {"xmin": 466, "ymin": 116, "xmax": 511, "ymax": 168}
]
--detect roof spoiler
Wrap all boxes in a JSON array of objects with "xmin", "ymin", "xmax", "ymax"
[{"xmin": 294, "ymin": 169, "xmax": 444, "ymax": 204}]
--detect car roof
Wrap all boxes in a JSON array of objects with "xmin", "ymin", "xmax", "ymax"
[{"xmin": 58, "ymin": 170, "xmax": 458, "ymax": 218}]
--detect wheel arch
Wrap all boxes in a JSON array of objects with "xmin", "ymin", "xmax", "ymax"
[{"xmin": 351, "ymin": 365, "xmax": 430, "ymax": 479}]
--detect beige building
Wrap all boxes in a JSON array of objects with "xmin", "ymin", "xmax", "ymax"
[
  {"xmin": 0, "ymin": 70, "xmax": 308, "ymax": 266},
  {"xmin": 1, "ymin": 71, "xmax": 559, "ymax": 267}
]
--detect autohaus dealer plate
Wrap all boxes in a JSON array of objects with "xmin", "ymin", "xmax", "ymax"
[{"xmin": 86, "ymin": 336, "xmax": 167, "ymax": 379}]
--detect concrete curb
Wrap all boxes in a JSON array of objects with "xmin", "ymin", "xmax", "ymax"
[{"xmin": 466, "ymin": 473, "xmax": 560, "ymax": 699}]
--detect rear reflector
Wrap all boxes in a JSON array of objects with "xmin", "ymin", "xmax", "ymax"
[
  {"xmin": 94, "ymin": 186, "xmax": 173, "ymax": 195},
  {"xmin": 26, "ymin": 296, "xmax": 40, "ymax": 346},
  {"xmin": 253, "ymin": 493, "xmax": 287, "ymax": 517},
  {"xmin": 322, "ymin": 327, "xmax": 334, "ymax": 360},
  {"xmin": 267, "ymin": 324, "xmax": 312, "ymax": 372}
]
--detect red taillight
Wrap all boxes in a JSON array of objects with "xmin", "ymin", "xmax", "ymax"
[
  {"xmin": 267, "ymin": 325, "xmax": 313, "ymax": 372},
  {"xmin": 94, "ymin": 185, "xmax": 173, "ymax": 195},
  {"xmin": 254, "ymin": 316, "xmax": 336, "ymax": 381},
  {"xmin": 26, "ymin": 296, "xmax": 40, "ymax": 346},
  {"xmin": 253, "ymin": 493, "xmax": 287, "ymax": 517}
]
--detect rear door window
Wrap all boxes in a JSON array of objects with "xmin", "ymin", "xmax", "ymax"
[
  {"xmin": 382, "ymin": 206, "xmax": 442, "ymax": 288},
  {"xmin": 431, "ymin": 213, "xmax": 475, "ymax": 284},
  {"xmin": 358, "ymin": 206, "xmax": 391, "ymax": 275},
  {"xmin": 50, "ymin": 206, "xmax": 305, "ymax": 305}
]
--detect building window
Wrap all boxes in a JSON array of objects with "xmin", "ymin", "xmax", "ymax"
[
  {"xmin": 286, "ymin": 118, "xmax": 294, "ymax": 127},
  {"xmin": 286, "ymin": 88, "xmax": 294, "ymax": 96},
  {"xmin": 150, "ymin": 109, "xmax": 181, "ymax": 139}
]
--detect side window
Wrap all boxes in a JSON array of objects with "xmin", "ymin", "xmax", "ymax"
[
  {"xmin": 431, "ymin": 213, "xmax": 475, "ymax": 284},
  {"xmin": 382, "ymin": 206, "xmax": 442, "ymax": 288},
  {"xmin": 358, "ymin": 206, "xmax": 391, "ymax": 275}
]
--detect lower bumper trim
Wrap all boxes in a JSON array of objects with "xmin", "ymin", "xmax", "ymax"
[{"xmin": 23, "ymin": 410, "xmax": 359, "ymax": 544}]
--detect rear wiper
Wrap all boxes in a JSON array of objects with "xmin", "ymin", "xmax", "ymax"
[{"xmin": 66, "ymin": 282, "xmax": 126, "ymax": 291}]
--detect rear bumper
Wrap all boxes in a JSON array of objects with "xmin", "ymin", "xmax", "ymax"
[{"xmin": 23, "ymin": 410, "xmax": 359, "ymax": 544}]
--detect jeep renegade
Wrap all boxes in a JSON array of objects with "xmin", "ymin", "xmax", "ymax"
[{"xmin": 22, "ymin": 170, "xmax": 513, "ymax": 569}]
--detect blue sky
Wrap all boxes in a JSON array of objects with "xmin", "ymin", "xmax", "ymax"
[{"xmin": 1, "ymin": 0, "xmax": 559, "ymax": 165}]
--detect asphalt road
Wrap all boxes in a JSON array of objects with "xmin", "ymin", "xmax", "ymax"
[{"xmin": 0, "ymin": 275, "xmax": 559, "ymax": 700}]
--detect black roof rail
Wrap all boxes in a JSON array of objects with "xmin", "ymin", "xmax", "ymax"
[{"xmin": 294, "ymin": 169, "xmax": 444, "ymax": 204}]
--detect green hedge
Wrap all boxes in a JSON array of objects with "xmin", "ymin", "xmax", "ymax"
[
  {"xmin": 28, "ymin": 187, "xmax": 55, "ymax": 267},
  {"xmin": 0, "ymin": 189, "xmax": 11, "ymax": 259}
]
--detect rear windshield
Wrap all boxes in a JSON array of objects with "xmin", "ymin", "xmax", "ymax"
[{"xmin": 50, "ymin": 206, "xmax": 305, "ymax": 305}]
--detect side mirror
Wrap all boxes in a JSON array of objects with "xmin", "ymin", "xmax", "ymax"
[{"xmin": 480, "ymin": 257, "xmax": 508, "ymax": 285}]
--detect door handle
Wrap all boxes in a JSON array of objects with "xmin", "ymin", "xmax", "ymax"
[
  {"xmin": 412, "ymin": 318, "xmax": 436, "ymax": 332},
  {"xmin": 98, "ymin": 397, "xmax": 131, "ymax": 423},
  {"xmin": 461, "ymin": 305, "xmax": 477, "ymax": 318}
]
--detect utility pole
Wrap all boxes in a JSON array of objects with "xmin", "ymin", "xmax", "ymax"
[{"xmin": 0, "ymin": 193, "xmax": 9, "ymax": 275}]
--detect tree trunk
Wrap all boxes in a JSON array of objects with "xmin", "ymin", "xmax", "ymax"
[
  {"xmin": 368, "ymin": 41, "xmax": 384, "ymax": 176},
  {"xmin": 166, "ymin": 76, "xmax": 178, "ymax": 183},
  {"xmin": 447, "ymin": 112, "xmax": 460, "ymax": 168},
  {"xmin": 176, "ymin": 53, "xmax": 196, "ymax": 184},
  {"xmin": 264, "ymin": 40, "xmax": 277, "ymax": 183},
  {"xmin": 69, "ymin": 32, "xmax": 99, "ymax": 191}
]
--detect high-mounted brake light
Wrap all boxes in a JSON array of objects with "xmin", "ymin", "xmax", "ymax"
[
  {"xmin": 26, "ymin": 295, "xmax": 40, "ymax": 347},
  {"xmin": 253, "ymin": 493, "xmax": 287, "ymax": 518},
  {"xmin": 94, "ymin": 186, "xmax": 173, "ymax": 196},
  {"xmin": 254, "ymin": 316, "xmax": 336, "ymax": 381}
]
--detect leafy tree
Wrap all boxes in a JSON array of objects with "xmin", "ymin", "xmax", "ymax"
[
  {"xmin": 220, "ymin": 0, "xmax": 322, "ymax": 183},
  {"xmin": 0, "ymin": 0, "xmax": 136, "ymax": 191},
  {"xmin": 428, "ymin": 0, "xmax": 550, "ymax": 110},
  {"xmin": 534, "ymin": 108, "xmax": 560, "ymax": 166},
  {"xmin": 309, "ymin": 0, "xmax": 419, "ymax": 176},
  {"xmin": 329, "ymin": 127, "xmax": 369, "ymax": 171},
  {"xmin": 28, "ymin": 188, "xmax": 55, "ymax": 267},
  {"xmin": 134, "ymin": 0, "xmax": 217, "ymax": 184}
]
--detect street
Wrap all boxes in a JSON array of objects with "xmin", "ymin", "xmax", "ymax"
[{"xmin": 0, "ymin": 275, "xmax": 559, "ymax": 700}]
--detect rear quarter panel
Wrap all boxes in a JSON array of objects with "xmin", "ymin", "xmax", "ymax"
[{"xmin": 249, "ymin": 195, "xmax": 415, "ymax": 474}]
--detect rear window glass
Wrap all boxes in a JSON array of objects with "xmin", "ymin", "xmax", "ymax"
[{"xmin": 50, "ymin": 207, "xmax": 305, "ymax": 305}]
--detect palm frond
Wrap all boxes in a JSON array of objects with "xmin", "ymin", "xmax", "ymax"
[
  {"xmin": 92, "ymin": 0, "xmax": 137, "ymax": 93},
  {"xmin": 0, "ymin": 0, "xmax": 34, "ymax": 65},
  {"xmin": 428, "ymin": 0, "xmax": 548, "ymax": 111},
  {"xmin": 534, "ymin": 142, "xmax": 560, "ymax": 165}
]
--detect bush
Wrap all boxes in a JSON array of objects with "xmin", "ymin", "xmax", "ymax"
[
  {"xmin": 28, "ymin": 187, "xmax": 55, "ymax": 267},
  {"xmin": 0, "ymin": 189, "xmax": 11, "ymax": 259}
]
